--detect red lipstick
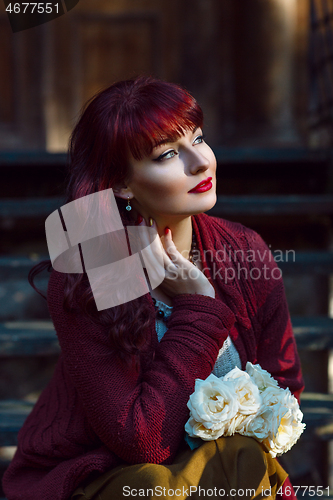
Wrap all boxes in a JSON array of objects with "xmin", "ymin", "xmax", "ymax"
[{"xmin": 188, "ymin": 177, "xmax": 213, "ymax": 193}]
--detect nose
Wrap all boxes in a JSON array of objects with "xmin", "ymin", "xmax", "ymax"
[{"xmin": 185, "ymin": 148, "xmax": 210, "ymax": 175}]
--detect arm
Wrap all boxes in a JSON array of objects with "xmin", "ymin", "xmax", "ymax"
[
  {"xmin": 256, "ymin": 279, "xmax": 304, "ymax": 402},
  {"xmin": 243, "ymin": 228, "xmax": 304, "ymax": 402},
  {"xmin": 48, "ymin": 270, "xmax": 236, "ymax": 465}
]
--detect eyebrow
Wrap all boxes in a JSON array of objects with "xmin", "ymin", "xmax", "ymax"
[{"xmin": 153, "ymin": 126, "xmax": 199, "ymax": 149}]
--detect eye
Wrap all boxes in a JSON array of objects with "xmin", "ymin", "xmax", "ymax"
[
  {"xmin": 153, "ymin": 149, "xmax": 178, "ymax": 162},
  {"xmin": 193, "ymin": 134, "xmax": 205, "ymax": 145}
]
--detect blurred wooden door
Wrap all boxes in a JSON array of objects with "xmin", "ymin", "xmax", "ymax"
[
  {"xmin": 0, "ymin": 0, "xmax": 309, "ymax": 151},
  {"xmin": 0, "ymin": 0, "xmax": 182, "ymax": 151}
]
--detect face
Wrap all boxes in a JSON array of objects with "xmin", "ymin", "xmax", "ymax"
[{"xmin": 123, "ymin": 127, "xmax": 217, "ymax": 223}]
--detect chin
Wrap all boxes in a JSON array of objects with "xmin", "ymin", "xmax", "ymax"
[
  {"xmin": 204, "ymin": 191, "xmax": 217, "ymax": 210},
  {"xmin": 191, "ymin": 192, "xmax": 217, "ymax": 215}
]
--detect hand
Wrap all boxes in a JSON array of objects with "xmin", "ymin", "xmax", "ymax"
[{"xmin": 136, "ymin": 216, "xmax": 215, "ymax": 299}]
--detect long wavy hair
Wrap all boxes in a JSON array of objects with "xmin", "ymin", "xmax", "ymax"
[{"xmin": 29, "ymin": 76, "xmax": 204, "ymax": 363}]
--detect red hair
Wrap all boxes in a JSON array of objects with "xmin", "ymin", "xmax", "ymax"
[{"xmin": 30, "ymin": 76, "xmax": 204, "ymax": 366}]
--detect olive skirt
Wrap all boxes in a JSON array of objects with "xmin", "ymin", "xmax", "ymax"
[{"xmin": 71, "ymin": 435, "xmax": 288, "ymax": 500}]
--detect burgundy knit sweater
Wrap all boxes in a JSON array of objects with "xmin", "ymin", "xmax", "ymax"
[{"xmin": 3, "ymin": 213, "xmax": 304, "ymax": 500}]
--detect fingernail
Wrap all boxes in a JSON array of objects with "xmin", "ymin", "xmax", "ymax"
[
  {"xmin": 164, "ymin": 227, "xmax": 169, "ymax": 235},
  {"xmin": 137, "ymin": 214, "xmax": 143, "ymax": 224},
  {"xmin": 149, "ymin": 217, "xmax": 154, "ymax": 226}
]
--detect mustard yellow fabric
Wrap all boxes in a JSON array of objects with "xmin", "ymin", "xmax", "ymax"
[{"xmin": 71, "ymin": 435, "xmax": 288, "ymax": 500}]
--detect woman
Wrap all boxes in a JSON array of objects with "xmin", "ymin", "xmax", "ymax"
[{"xmin": 3, "ymin": 76, "xmax": 304, "ymax": 500}]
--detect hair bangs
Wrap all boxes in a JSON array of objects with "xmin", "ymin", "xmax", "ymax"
[{"xmin": 122, "ymin": 91, "xmax": 203, "ymax": 161}]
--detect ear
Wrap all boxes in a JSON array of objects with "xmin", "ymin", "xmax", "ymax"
[{"xmin": 113, "ymin": 185, "xmax": 134, "ymax": 201}]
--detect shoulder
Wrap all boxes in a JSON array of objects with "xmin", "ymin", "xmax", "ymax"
[
  {"xmin": 47, "ymin": 270, "xmax": 87, "ymax": 328},
  {"xmin": 47, "ymin": 270, "xmax": 87, "ymax": 307},
  {"xmin": 196, "ymin": 213, "xmax": 284, "ymax": 304},
  {"xmin": 47, "ymin": 270, "xmax": 72, "ymax": 333},
  {"xmin": 196, "ymin": 212, "xmax": 245, "ymax": 236},
  {"xmin": 47, "ymin": 269, "xmax": 66, "ymax": 312},
  {"xmin": 196, "ymin": 212, "xmax": 268, "ymax": 254}
]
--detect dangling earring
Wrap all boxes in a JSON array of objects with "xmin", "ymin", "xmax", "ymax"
[{"xmin": 126, "ymin": 196, "xmax": 132, "ymax": 211}]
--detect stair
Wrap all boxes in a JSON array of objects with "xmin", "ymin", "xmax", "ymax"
[
  {"xmin": 0, "ymin": 321, "xmax": 60, "ymax": 357},
  {"xmin": 1, "ymin": 194, "xmax": 333, "ymax": 218}
]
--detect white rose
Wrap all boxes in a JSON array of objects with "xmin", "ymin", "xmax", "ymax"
[
  {"xmin": 185, "ymin": 366, "xmax": 305, "ymax": 456},
  {"xmin": 261, "ymin": 391, "xmax": 306, "ymax": 457},
  {"xmin": 263, "ymin": 418, "xmax": 305, "ymax": 458},
  {"xmin": 245, "ymin": 362, "xmax": 279, "ymax": 391},
  {"xmin": 261, "ymin": 385, "xmax": 286, "ymax": 407},
  {"xmin": 243, "ymin": 406, "xmax": 275, "ymax": 440},
  {"xmin": 185, "ymin": 374, "xmax": 239, "ymax": 440},
  {"xmin": 279, "ymin": 413, "xmax": 305, "ymax": 453},
  {"xmin": 223, "ymin": 367, "xmax": 262, "ymax": 415},
  {"xmin": 228, "ymin": 413, "xmax": 256, "ymax": 435},
  {"xmin": 263, "ymin": 387, "xmax": 301, "ymax": 428},
  {"xmin": 185, "ymin": 416, "xmax": 227, "ymax": 441}
]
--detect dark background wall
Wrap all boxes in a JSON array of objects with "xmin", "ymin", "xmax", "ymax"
[{"xmin": 1, "ymin": 0, "xmax": 333, "ymax": 492}]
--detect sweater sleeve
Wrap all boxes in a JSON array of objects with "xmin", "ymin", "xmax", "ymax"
[
  {"xmin": 243, "ymin": 228, "xmax": 304, "ymax": 402},
  {"xmin": 47, "ymin": 270, "xmax": 236, "ymax": 465},
  {"xmin": 256, "ymin": 279, "xmax": 304, "ymax": 401}
]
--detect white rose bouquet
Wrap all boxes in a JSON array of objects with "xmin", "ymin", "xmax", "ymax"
[{"xmin": 185, "ymin": 362, "xmax": 305, "ymax": 458}]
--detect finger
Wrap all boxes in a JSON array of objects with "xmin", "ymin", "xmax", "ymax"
[
  {"xmin": 135, "ymin": 213, "xmax": 144, "ymax": 225},
  {"xmin": 138, "ymin": 220, "xmax": 178, "ymax": 274},
  {"xmin": 164, "ymin": 228, "xmax": 183, "ymax": 265},
  {"xmin": 146, "ymin": 225, "xmax": 176, "ymax": 272},
  {"xmin": 162, "ymin": 244, "xmax": 176, "ymax": 269}
]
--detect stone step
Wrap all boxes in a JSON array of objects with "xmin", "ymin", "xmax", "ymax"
[
  {"xmin": 300, "ymin": 393, "xmax": 333, "ymax": 440},
  {"xmin": 0, "ymin": 195, "xmax": 333, "ymax": 219},
  {"xmin": 278, "ymin": 252, "xmax": 333, "ymax": 274},
  {"xmin": 0, "ymin": 321, "xmax": 60, "ymax": 356},
  {"xmin": 212, "ymin": 147, "xmax": 330, "ymax": 164},
  {"xmin": 0, "ymin": 151, "xmax": 67, "ymax": 166},
  {"xmin": 0, "ymin": 399, "xmax": 34, "ymax": 446},
  {"xmin": 0, "ymin": 197, "xmax": 64, "ymax": 218},
  {"xmin": 207, "ymin": 195, "xmax": 333, "ymax": 216},
  {"xmin": 1, "ymin": 251, "xmax": 333, "ymax": 283},
  {"xmin": 0, "ymin": 255, "xmax": 49, "ymax": 280},
  {"xmin": 0, "ymin": 148, "xmax": 329, "ymax": 166},
  {"xmin": 292, "ymin": 316, "xmax": 333, "ymax": 349},
  {"xmin": 0, "ymin": 317, "xmax": 333, "ymax": 356}
]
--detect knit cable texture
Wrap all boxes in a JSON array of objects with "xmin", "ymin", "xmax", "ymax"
[{"xmin": 2, "ymin": 213, "xmax": 304, "ymax": 500}]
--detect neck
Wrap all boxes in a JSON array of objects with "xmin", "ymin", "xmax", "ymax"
[
  {"xmin": 130, "ymin": 210, "xmax": 193, "ymax": 260},
  {"xmin": 157, "ymin": 215, "xmax": 193, "ymax": 261}
]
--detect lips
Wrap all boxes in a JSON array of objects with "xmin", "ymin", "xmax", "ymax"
[{"xmin": 188, "ymin": 177, "xmax": 213, "ymax": 193}]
